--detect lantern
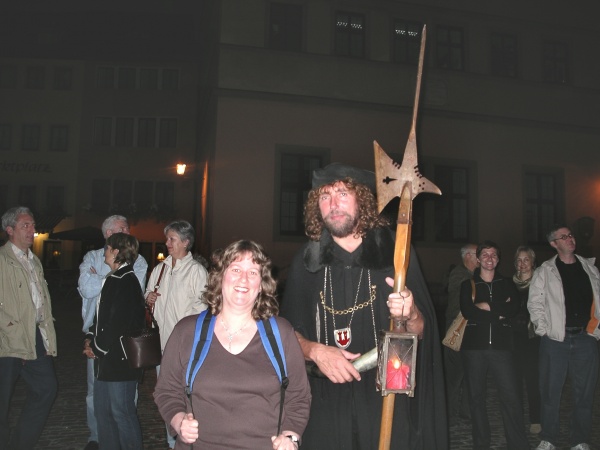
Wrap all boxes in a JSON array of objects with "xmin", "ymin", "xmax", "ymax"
[{"xmin": 376, "ymin": 330, "xmax": 418, "ymax": 397}]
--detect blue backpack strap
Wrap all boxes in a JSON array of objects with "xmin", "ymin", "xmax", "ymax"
[
  {"xmin": 257, "ymin": 316, "xmax": 289, "ymax": 435},
  {"xmin": 185, "ymin": 309, "xmax": 215, "ymax": 398}
]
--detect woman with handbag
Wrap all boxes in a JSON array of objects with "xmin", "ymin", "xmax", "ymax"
[
  {"xmin": 145, "ymin": 220, "xmax": 208, "ymax": 449},
  {"xmin": 459, "ymin": 241, "xmax": 529, "ymax": 450},
  {"xmin": 83, "ymin": 233, "xmax": 145, "ymax": 450},
  {"xmin": 154, "ymin": 240, "xmax": 311, "ymax": 449}
]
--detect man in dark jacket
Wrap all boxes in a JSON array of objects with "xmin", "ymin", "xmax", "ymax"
[{"xmin": 280, "ymin": 163, "xmax": 447, "ymax": 449}]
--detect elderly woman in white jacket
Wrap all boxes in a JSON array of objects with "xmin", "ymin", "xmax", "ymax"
[{"xmin": 145, "ymin": 220, "xmax": 208, "ymax": 449}]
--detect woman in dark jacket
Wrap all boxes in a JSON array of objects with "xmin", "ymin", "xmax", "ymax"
[
  {"xmin": 84, "ymin": 233, "xmax": 145, "ymax": 450},
  {"xmin": 459, "ymin": 241, "xmax": 528, "ymax": 450}
]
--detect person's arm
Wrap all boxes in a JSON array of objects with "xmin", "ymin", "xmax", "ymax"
[
  {"xmin": 186, "ymin": 263, "xmax": 208, "ymax": 316},
  {"xmin": 527, "ymin": 267, "xmax": 547, "ymax": 336},
  {"xmin": 460, "ymin": 280, "xmax": 491, "ymax": 322},
  {"xmin": 489, "ymin": 280, "xmax": 521, "ymax": 319},
  {"xmin": 133, "ymin": 254, "xmax": 148, "ymax": 292},
  {"xmin": 386, "ymin": 278, "xmax": 424, "ymax": 337},
  {"xmin": 78, "ymin": 251, "xmax": 104, "ymax": 300},
  {"xmin": 296, "ymin": 332, "xmax": 361, "ymax": 383}
]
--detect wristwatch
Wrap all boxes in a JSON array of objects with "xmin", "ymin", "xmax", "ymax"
[{"xmin": 286, "ymin": 435, "xmax": 300, "ymax": 446}]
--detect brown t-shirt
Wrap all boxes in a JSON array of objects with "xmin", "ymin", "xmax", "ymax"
[{"xmin": 154, "ymin": 314, "xmax": 311, "ymax": 449}]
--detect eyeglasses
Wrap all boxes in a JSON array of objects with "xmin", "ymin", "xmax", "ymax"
[{"xmin": 552, "ymin": 233, "xmax": 574, "ymax": 241}]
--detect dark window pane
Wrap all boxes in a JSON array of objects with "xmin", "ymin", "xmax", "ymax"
[
  {"xmin": 0, "ymin": 65, "xmax": 17, "ymax": 89},
  {"xmin": 335, "ymin": 11, "xmax": 365, "ymax": 58},
  {"xmin": 0, "ymin": 185, "xmax": 8, "ymax": 214},
  {"xmin": 525, "ymin": 172, "xmax": 561, "ymax": 243},
  {"xmin": 118, "ymin": 67, "xmax": 136, "ymax": 89},
  {"xmin": 543, "ymin": 41, "xmax": 569, "ymax": 84},
  {"xmin": 137, "ymin": 118, "xmax": 156, "ymax": 147},
  {"xmin": 140, "ymin": 68, "xmax": 158, "ymax": 90},
  {"xmin": 112, "ymin": 180, "xmax": 132, "ymax": 213},
  {"xmin": 159, "ymin": 119, "xmax": 177, "ymax": 148},
  {"xmin": 0, "ymin": 124, "xmax": 11, "ymax": 150},
  {"xmin": 392, "ymin": 20, "xmax": 422, "ymax": 64},
  {"xmin": 134, "ymin": 181, "xmax": 153, "ymax": 214},
  {"xmin": 269, "ymin": 3, "xmax": 303, "ymax": 51},
  {"xmin": 491, "ymin": 33, "xmax": 518, "ymax": 77},
  {"xmin": 22, "ymin": 124, "xmax": 41, "ymax": 151},
  {"xmin": 49, "ymin": 126, "xmax": 69, "ymax": 151},
  {"xmin": 94, "ymin": 117, "xmax": 112, "ymax": 146},
  {"xmin": 18, "ymin": 185, "xmax": 37, "ymax": 212},
  {"xmin": 155, "ymin": 182, "xmax": 174, "ymax": 213},
  {"xmin": 433, "ymin": 166, "xmax": 469, "ymax": 241},
  {"xmin": 162, "ymin": 69, "xmax": 179, "ymax": 90},
  {"xmin": 436, "ymin": 25, "xmax": 464, "ymax": 70},
  {"xmin": 96, "ymin": 67, "xmax": 115, "ymax": 88},
  {"xmin": 53, "ymin": 67, "xmax": 73, "ymax": 90},
  {"xmin": 91, "ymin": 179, "xmax": 110, "ymax": 214},
  {"xmin": 46, "ymin": 186, "xmax": 66, "ymax": 214},
  {"xmin": 115, "ymin": 118, "xmax": 134, "ymax": 147},
  {"xmin": 26, "ymin": 66, "xmax": 45, "ymax": 89}
]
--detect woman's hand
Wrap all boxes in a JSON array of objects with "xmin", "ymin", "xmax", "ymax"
[
  {"xmin": 385, "ymin": 277, "xmax": 424, "ymax": 337},
  {"xmin": 171, "ymin": 412, "xmax": 198, "ymax": 444},
  {"xmin": 271, "ymin": 432, "xmax": 300, "ymax": 450},
  {"xmin": 145, "ymin": 291, "xmax": 160, "ymax": 306},
  {"xmin": 83, "ymin": 339, "xmax": 95, "ymax": 359}
]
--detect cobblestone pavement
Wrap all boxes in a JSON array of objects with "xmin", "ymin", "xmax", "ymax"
[{"xmin": 7, "ymin": 286, "xmax": 600, "ymax": 449}]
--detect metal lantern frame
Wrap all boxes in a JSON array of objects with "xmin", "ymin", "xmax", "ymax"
[{"xmin": 376, "ymin": 330, "xmax": 418, "ymax": 397}]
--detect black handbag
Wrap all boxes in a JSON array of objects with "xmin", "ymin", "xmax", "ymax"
[
  {"xmin": 120, "ymin": 264, "xmax": 166, "ymax": 369},
  {"xmin": 120, "ymin": 306, "xmax": 162, "ymax": 369}
]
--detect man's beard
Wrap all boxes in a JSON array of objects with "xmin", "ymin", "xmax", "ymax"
[{"xmin": 324, "ymin": 211, "xmax": 359, "ymax": 238}]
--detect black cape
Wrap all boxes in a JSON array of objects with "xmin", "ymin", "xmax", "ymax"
[{"xmin": 280, "ymin": 228, "xmax": 448, "ymax": 449}]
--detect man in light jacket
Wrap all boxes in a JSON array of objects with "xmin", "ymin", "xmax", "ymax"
[
  {"xmin": 528, "ymin": 224, "xmax": 600, "ymax": 450},
  {"xmin": 0, "ymin": 206, "xmax": 57, "ymax": 450},
  {"xmin": 78, "ymin": 215, "xmax": 147, "ymax": 450}
]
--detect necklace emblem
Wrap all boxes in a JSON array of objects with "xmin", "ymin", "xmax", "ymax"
[{"xmin": 334, "ymin": 327, "xmax": 352, "ymax": 349}]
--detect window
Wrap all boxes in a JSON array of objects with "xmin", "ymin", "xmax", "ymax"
[
  {"xmin": 26, "ymin": 66, "xmax": 45, "ymax": 89},
  {"xmin": 137, "ymin": 118, "xmax": 157, "ymax": 147},
  {"xmin": 269, "ymin": 3, "xmax": 303, "ymax": 51},
  {"xmin": 22, "ymin": 124, "xmax": 41, "ymax": 151},
  {"xmin": 91, "ymin": 179, "xmax": 110, "ymax": 213},
  {"xmin": 0, "ymin": 65, "xmax": 17, "ymax": 89},
  {"xmin": 411, "ymin": 160, "xmax": 476, "ymax": 243},
  {"xmin": 118, "ymin": 67, "xmax": 136, "ymax": 89},
  {"xmin": 335, "ymin": 11, "xmax": 365, "ymax": 58},
  {"xmin": 140, "ymin": 68, "xmax": 158, "ymax": 90},
  {"xmin": 0, "ymin": 185, "xmax": 7, "ymax": 214},
  {"xmin": 155, "ymin": 182, "xmax": 175, "ymax": 212},
  {"xmin": 161, "ymin": 69, "xmax": 179, "ymax": 90},
  {"xmin": 94, "ymin": 117, "xmax": 112, "ymax": 146},
  {"xmin": 491, "ymin": 33, "xmax": 518, "ymax": 77},
  {"xmin": 112, "ymin": 180, "xmax": 133, "ymax": 213},
  {"xmin": 436, "ymin": 25, "xmax": 465, "ymax": 70},
  {"xmin": 275, "ymin": 146, "xmax": 329, "ymax": 238},
  {"xmin": 134, "ymin": 181, "xmax": 153, "ymax": 214},
  {"xmin": 49, "ymin": 126, "xmax": 69, "ymax": 151},
  {"xmin": 46, "ymin": 186, "xmax": 66, "ymax": 214},
  {"xmin": 524, "ymin": 170, "xmax": 564, "ymax": 243},
  {"xmin": 96, "ymin": 67, "xmax": 115, "ymax": 88},
  {"xmin": 53, "ymin": 67, "xmax": 73, "ymax": 90},
  {"xmin": 0, "ymin": 124, "xmax": 11, "ymax": 150},
  {"xmin": 115, "ymin": 118, "xmax": 134, "ymax": 147},
  {"xmin": 159, "ymin": 118, "xmax": 177, "ymax": 148},
  {"xmin": 392, "ymin": 20, "xmax": 422, "ymax": 64},
  {"xmin": 542, "ymin": 41, "xmax": 569, "ymax": 84},
  {"xmin": 18, "ymin": 185, "xmax": 37, "ymax": 211}
]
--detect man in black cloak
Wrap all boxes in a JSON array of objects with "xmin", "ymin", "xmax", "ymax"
[{"xmin": 280, "ymin": 163, "xmax": 448, "ymax": 449}]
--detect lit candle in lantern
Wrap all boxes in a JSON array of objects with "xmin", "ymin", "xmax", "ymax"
[{"xmin": 386, "ymin": 358, "xmax": 410, "ymax": 390}]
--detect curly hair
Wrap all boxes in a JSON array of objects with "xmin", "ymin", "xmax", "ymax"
[
  {"xmin": 106, "ymin": 232, "xmax": 139, "ymax": 265},
  {"xmin": 203, "ymin": 240, "xmax": 279, "ymax": 320},
  {"xmin": 304, "ymin": 178, "xmax": 389, "ymax": 241}
]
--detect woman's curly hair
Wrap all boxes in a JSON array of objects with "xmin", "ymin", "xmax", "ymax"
[
  {"xmin": 202, "ymin": 240, "xmax": 279, "ymax": 320},
  {"xmin": 304, "ymin": 178, "xmax": 390, "ymax": 241}
]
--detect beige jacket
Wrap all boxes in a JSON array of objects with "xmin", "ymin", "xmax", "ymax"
[
  {"xmin": 145, "ymin": 252, "xmax": 207, "ymax": 350},
  {"xmin": 0, "ymin": 243, "xmax": 57, "ymax": 359}
]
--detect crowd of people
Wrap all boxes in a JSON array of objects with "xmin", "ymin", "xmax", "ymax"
[{"xmin": 1, "ymin": 162, "xmax": 599, "ymax": 450}]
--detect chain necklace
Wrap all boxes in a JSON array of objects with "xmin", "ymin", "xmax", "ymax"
[
  {"xmin": 319, "ymin": 266, "xmax": 378, "ymax": 349},
  {"xmin": 220, "ymin": 317, "xmax": 251, "ymax": 352}
]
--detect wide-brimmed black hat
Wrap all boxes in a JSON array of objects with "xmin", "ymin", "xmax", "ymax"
[{"xmin": 312, "ymin": 163, "xmax": 376, "ymax": 192}]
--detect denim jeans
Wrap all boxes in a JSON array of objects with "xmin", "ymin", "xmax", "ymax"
[
  {"xmin": 93, "ymin": 379, "xmax": 142, "ymax": 450},
  {"xmin": 462, "ymin": 348, "xmax": 529, "ymax": 450},
  {"xmin": 538, "ymin": 333, "xmax": 599, "ymax": 446},
  {"xmin": 86, "ymin": 357, "xmax": 98, "ymax": 442},
  {"xmin": 0, "ymin": 327, "xmax": 57, "ymax": 450}
]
